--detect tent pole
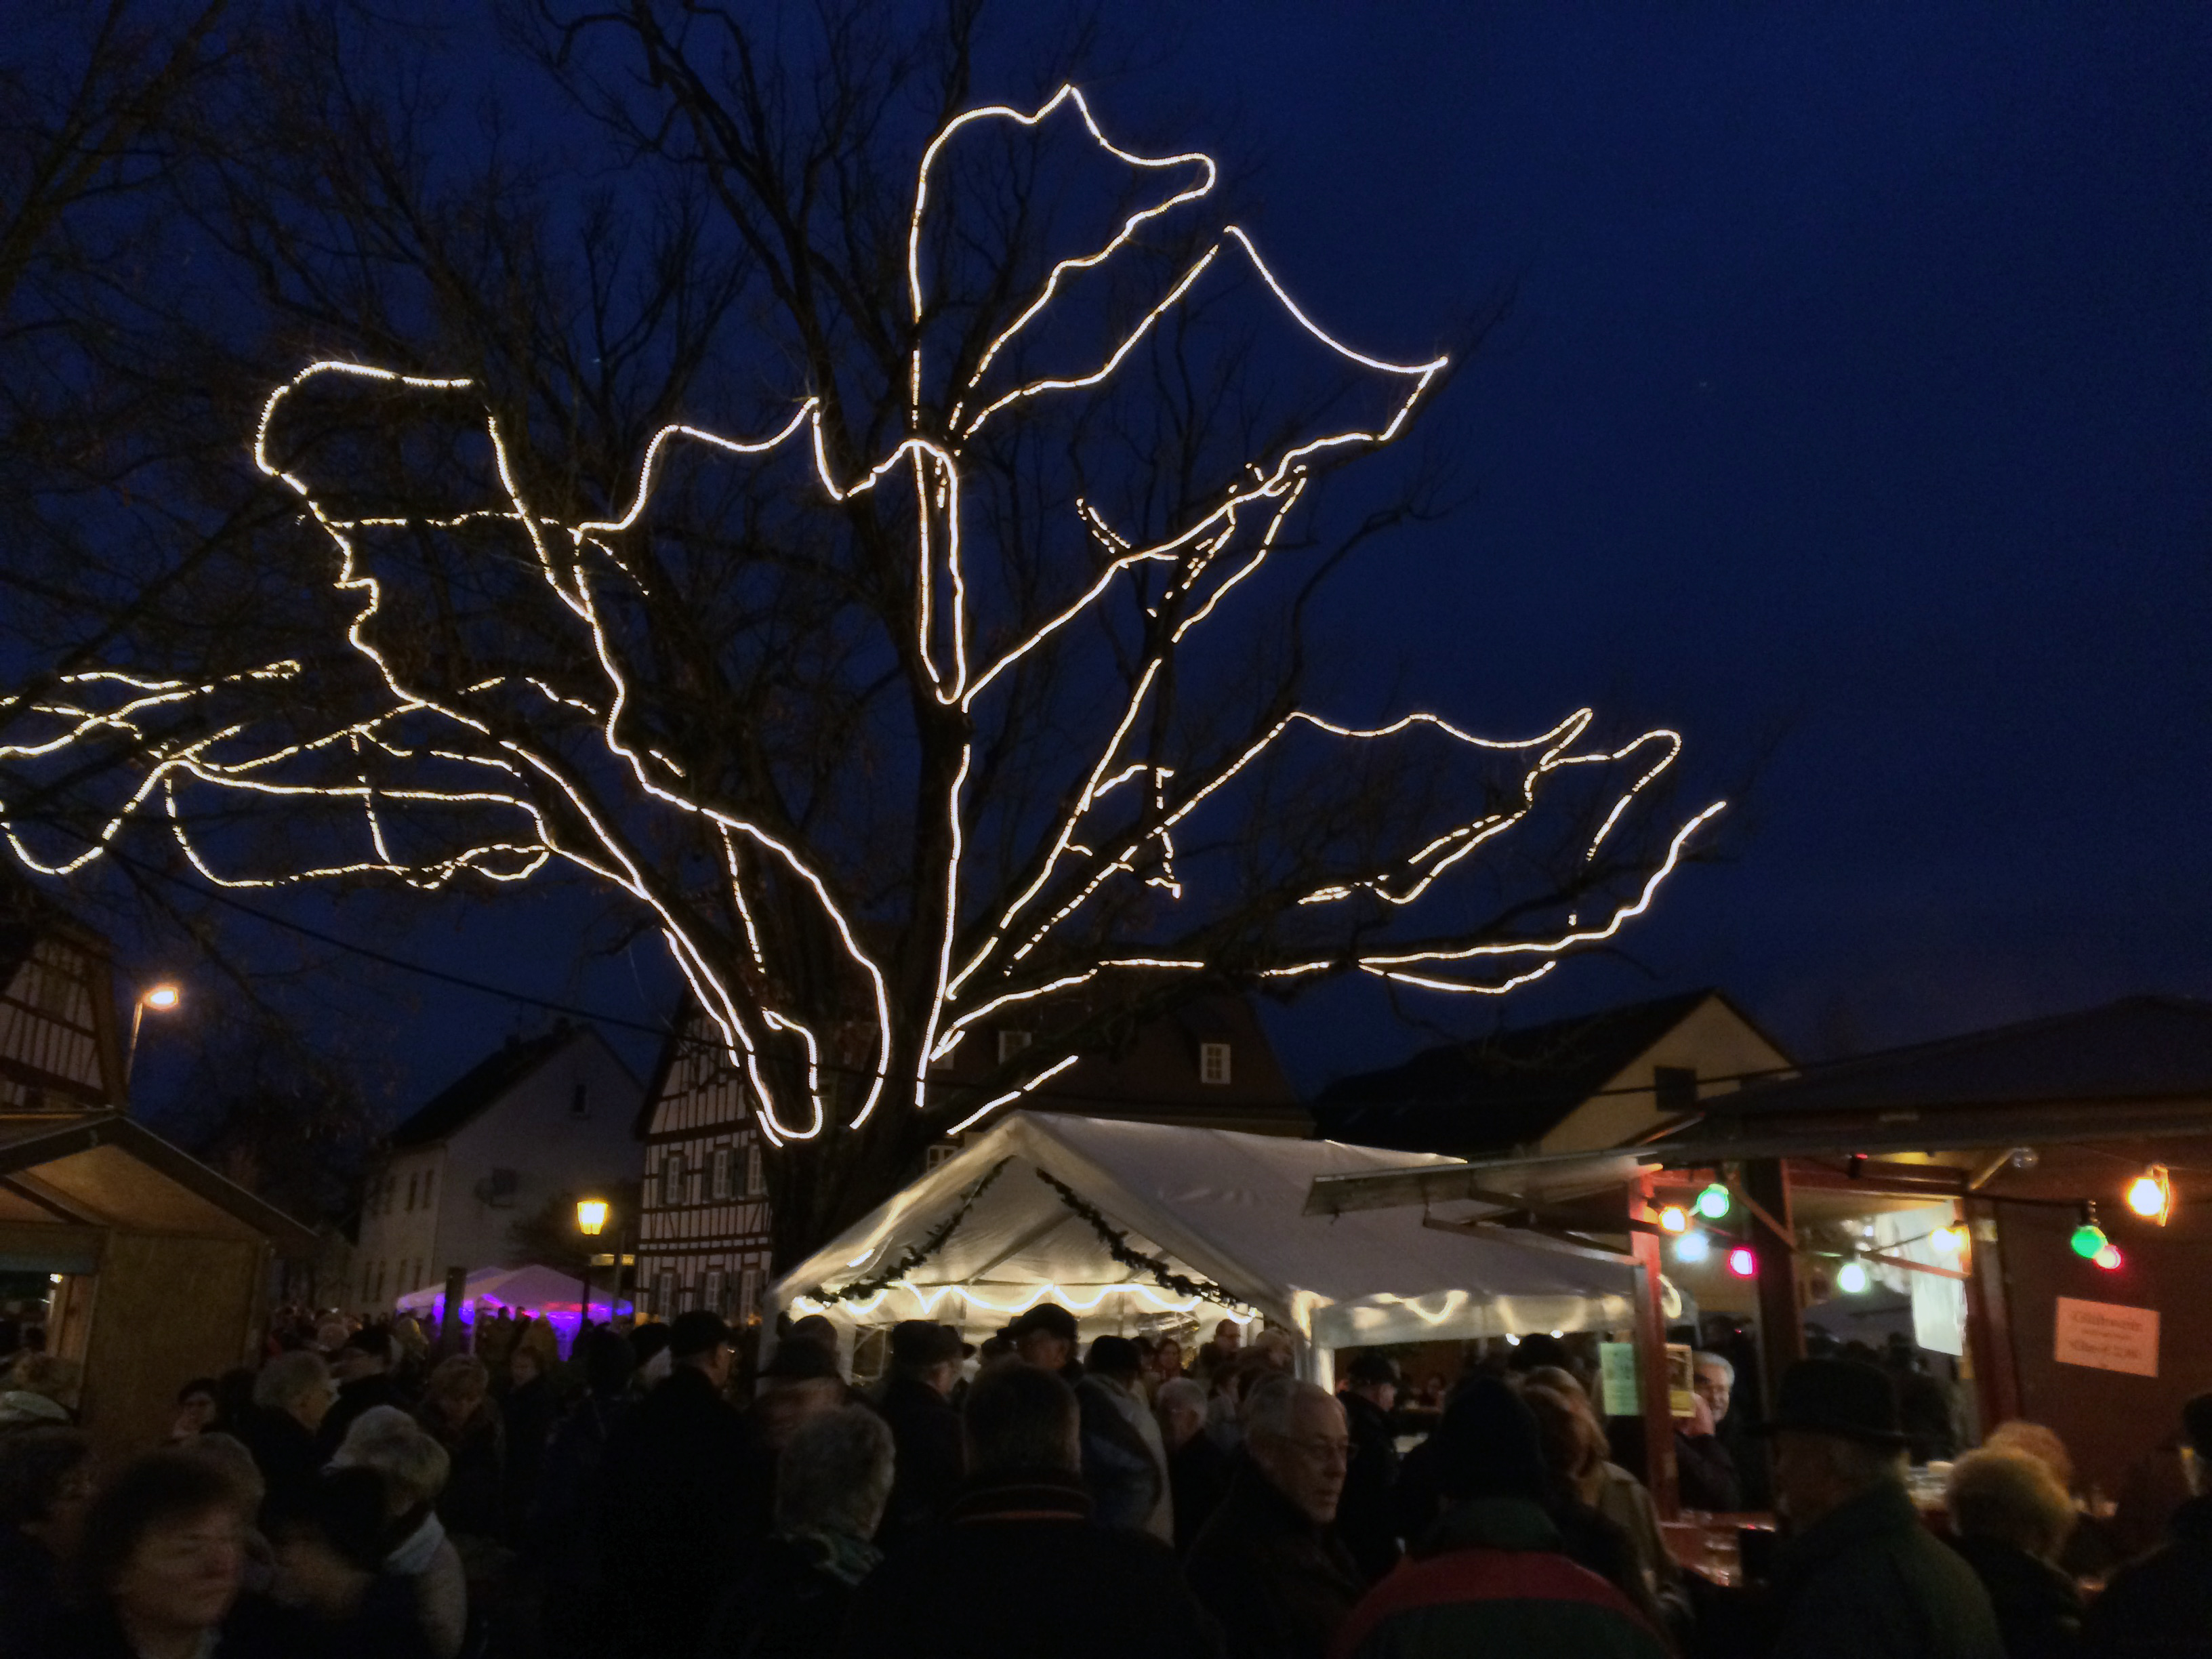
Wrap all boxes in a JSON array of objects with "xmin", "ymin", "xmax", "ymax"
[{"xmin": 1630, "ymin": 1173, "xmax": 1680, "ymax": 1519}]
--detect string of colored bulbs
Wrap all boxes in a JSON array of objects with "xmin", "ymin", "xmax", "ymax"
[{"xmin": 1648, "ymin": 1161, "xmax": 2179, "ymax": 1286}]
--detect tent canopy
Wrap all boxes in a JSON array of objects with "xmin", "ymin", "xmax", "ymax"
[
  {"xmin": 395, "ymin": 1263, "xmax": 615, "ymax": 1324},
  {"xmin": 772, "ymin": 1113, "xmax": 1637, "ymax": 1361}
]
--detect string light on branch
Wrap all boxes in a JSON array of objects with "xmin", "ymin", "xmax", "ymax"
[{"xmin": 0, "ymin": 83, "xmax": 1722, "ymax": 1154}]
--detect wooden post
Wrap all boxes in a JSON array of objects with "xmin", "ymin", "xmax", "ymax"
[
  {"xmin": 1631, "ymin": 1172, "xmax": 1681, "ymax": 1519},
  {"xmin": 1961, "ymin": 1197, "xmax": 2020, "ymax": 1430},
  {"xmin": 1742, "ymin": 1159, "xmax": 1805, "ymax": 1413}
]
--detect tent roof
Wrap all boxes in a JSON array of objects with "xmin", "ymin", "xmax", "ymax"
[
  {"xmin": 394, "ymin": 1262, "xmax": 615, "ymax": 1317},
  {"xmin": 772, "ymin": 1112, "xmax": 1637, "ymax": 1353}
]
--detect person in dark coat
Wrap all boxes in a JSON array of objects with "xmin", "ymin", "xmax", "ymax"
[
  {"xmin": 594, "ymin": 1311, "xmax": 750, "ymax": 1659},
  {"xmin": 1333, "ymin": 1376, "xmax": 1668, "ymax": 1659},
  {"xmin": 413, "ymin": 1354, "xmax": 505, "ymax": 1543},
  {"xmin": 318, "ymin": 1330, "xmax": 404, "ymax": 1459},
  {"xmin": 265, "ymin": 1467, "xmax": 437, "ymax": 1659},
  {"xmin": 533, "ymin": 1330, "xmax": 634, "ymax": 1659},
  {"xmin": 1678, "ymin": 1351, "xmax": 1745, "ymax": 1511},
  {"xmin": 2083, "ymin": 1390, "xmax": 2212, "ymax": 1659},
  {"xmin": 499, "ymin": 1346, "xmax": 557, "ymax": 1541},
  {"xmin": 705, "ymin": 1406, "xmax": 892, "ymax": 1658},
  {"xmin": 235, "ymin": 1351, "xmax": 336, "ymax": 1524},
  {"xmin": 1185, "ymin": 1376, "xmax": 1364, "ymax": 1659},
  {"xmin": 872, "ymin": 1319, "xmax": 966, "ymax": 1546},
  {"xmin": 1078, "ymin": 1336, "xmax": 1169, "ymax": 1538},
  {"xmin": 840, "ymin": 1361, "xmax": 1223, "ymax": 1659},
  {"xmin": 0, "ymin": 1427, "xmax": 94, "ymax": 1659},
  {"xmin": 735, "ymin": 1337, "xmax": 852, "ymax": 1549},
  {"xmin": 1942, "ymin": 1449, "xmax": 2083, "ymax": 1659},
  {"xmin": 1761, "ymin": 1359, "xmax": 2002, "ymax": 1659},
  {"xmin": 1336, "ymin": 1351, "xmax": 1404, "ymax": 1584},
  {"xmin": 1008, "ymin": 1301, "xmax": 1085, "ymax": 1383},
  {"xmin": 1158, "ymin": 1378, "xmax": 1233, "ymax": 1552}
]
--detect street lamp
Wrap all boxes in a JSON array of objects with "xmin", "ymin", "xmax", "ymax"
[
  {"xmin": 575, "ymin": 1197, "xmax": 610, "ymax": 1332},
  {"xmin": 126, "ymin": 983, "xmax": 182, "ymax": 1084}
]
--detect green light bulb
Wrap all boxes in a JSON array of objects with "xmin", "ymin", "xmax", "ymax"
[{"xmin": 2070, "ymin": 1223, "xmax": 2106, "ymax": 1259}]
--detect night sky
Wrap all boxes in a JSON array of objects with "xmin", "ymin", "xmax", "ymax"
[{"xmin": 123, "ymin": 7, "xmax": 2212, "ymax": 1117}]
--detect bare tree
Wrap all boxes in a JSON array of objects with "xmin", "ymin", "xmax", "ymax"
[{"xmin": 1, "ymin": 5, "xmax": 1721, "ymax": 1263}]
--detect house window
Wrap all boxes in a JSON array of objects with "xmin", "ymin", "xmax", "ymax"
[
  {"xmin": 739, "ymin": 1267, "xmax": 761, "ymax": 1325},
  {"xmin": 744, "ymin": 1142, "xmax": 765, "ymax": 1197},
  {"xmin": 925, "ymin": 1141, "xmax": 961, "ymax": 1170},
  {"xmin": 661, "ymin": 1153, "xmax": 684, "ymax": 1207},
  {"xmin": 570, "ymin": 1082, "xmax": 589, "ymax": 1118},
  {"xmin": 654, "ymin": 1271, "xmax": 676, "ymax": 1316},
  {"xmin": 405, "ymin": 1172, "xmax": 418, "ymax": 1211},
  {"xmin": 704, "ymin": 1268, "xmax": 729, "ymax": 1316},
  {"xmin": 997, "ymin": 1029, "xmax": 1033, "ymax": 1064},
  {"xmin": 1654, "ymin": 1065, "xmax": 1698, "ymax": 1117},
  {"xmin": 710, "ymin": 1147, "xmax": 733, "ymax": 1200},
  {"xmin": 1200, "ymin": 1042, "xmax": 1233, "ymax": 1086},
  {"xmin": 419, "ymin": 1168, "xmax": 434, "ymax": 1209}
]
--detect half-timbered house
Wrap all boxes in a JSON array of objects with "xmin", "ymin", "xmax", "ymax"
[{"xmin": 633, "ymin": 1011, "xmax": 774, "ymax": 1326}]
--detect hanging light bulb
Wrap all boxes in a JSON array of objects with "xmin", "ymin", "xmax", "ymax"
[
  {"xmin": 1694, "ymin": 1181, "xmax": 1732, "ymax": 1221},
  {"xmin": 1725, "ymin": 1245, "xmax": 1758, "ymax": 1279},
  {"xmin": 2125, "ymin": 1165, "xmax": 2173, "ymax": 1225},
  {"xmin": 2069, "ymin": 1204, "xmax": 2107, "ymax": 1261},
  {"xmin": 2093, "ymin": 1242, "xmax": 2124, "ymax": 1271},
  {"xmin": 1674, "ymin": 1230, "xmax": 1711, "ymax": 1265},
  {"xmin": 1837, "ymin": 1258, "xmax": 1870, "ymax": 1294},
  {"xmin": 1658, "ymin": 1205, "xmax": 1689, "ymax": 1235},
  {"xmin": 1929, "ymin": 1224, "xmax": 1964, "ymax": 1256}
]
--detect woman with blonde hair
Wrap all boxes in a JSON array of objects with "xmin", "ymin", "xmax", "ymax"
[{"xmin": 1945, "ymin": 1448, "xmax": 2081, "ymax": 1659}]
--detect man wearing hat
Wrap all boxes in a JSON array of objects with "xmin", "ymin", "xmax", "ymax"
[
  {"xmin": 596, "ymin": 1310, "xmax": 750, "ymax": 1658},
  {"xmin": 1761, "ymin": 1358, "xmax": 2001, "ymax": 1659},
  {"xmin": 874, "ymin": 1319, "xmax": 967, "ymax": 1544},
  {"xmin": 1336, "ymin": 1351, "xmax": 1404, "ymax": 1582},
  {"xmin": 1007, "ymin": 1302, "xmax": 1084, "ymax": 1384}
]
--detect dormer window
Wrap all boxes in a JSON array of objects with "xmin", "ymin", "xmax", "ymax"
[
  {"xmin": 997, "ymin": 1029, "xmax": 1033, "ymax": 1064},
  {"xmin": 1200, "ymin": 1042, "xmax": 1232, "ymax": 1086}
]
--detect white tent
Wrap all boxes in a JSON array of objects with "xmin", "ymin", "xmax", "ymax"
[{"xmin": 771, "ymin": 1113, "xmax": 1639, "ymax": 1384}]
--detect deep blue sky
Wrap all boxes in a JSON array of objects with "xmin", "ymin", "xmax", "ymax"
[{"xmin": 126, "ymin": 6, "xmax": 2212, "ymax": 1116}]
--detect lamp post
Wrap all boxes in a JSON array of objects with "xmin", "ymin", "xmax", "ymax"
[
  {"xmin": 125, "ymin": 983, "xmax": 181, "ymax": 1086},
  {"xmin": 575, "ymin": 1196, "xmax": 609, "ymax": 1334}
]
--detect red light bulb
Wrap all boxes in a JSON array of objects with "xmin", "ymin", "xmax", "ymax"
[{"xmin": 1726, "ymin": 1246, "xmax": 1757, "ymax": 1279}]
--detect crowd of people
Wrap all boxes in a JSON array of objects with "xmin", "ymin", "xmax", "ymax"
[{"xmin": 0, "ymin": 1304, "xmax": 2206, "ymax": 1658}]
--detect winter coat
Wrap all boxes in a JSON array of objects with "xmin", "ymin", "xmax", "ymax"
[
  {"xmin": 2082, "ymin": 1492, "xmax": 2212, "ymax": 1659},
  {"xmin": 1766, "ymin": 1481, "xmax": 2003, "ymax": 1659},
  {"xmin": 416, "ymin": 1399, "xmax": 506, "ymax": 1542},
  {"xmin": 235, "ymin": 1404, "xmax": 326, "ymax": 1523},
  {"xmin": 1946, "ymin": 1534, "xmax": 2083, "ymax": 1659},
  {"xmin": 1677, "ymin": 1429, "xmax": 1744, "ymax": 1511},
  {"xmin": 594, "ymin": 1364, "xmax": 754, "ymax": 1659},
  {"xmin": 319, "ymin": 1370, "xmax": 404, "ymax": 1458},
  {"xmin": 1078, "ymin": 1373, "xmax": 1168, "ymax": 1536},
  {"xmin": 873, "ymin": 1372, "xmax": 966, "ymax": 1544},
  {"xmin": 1185, "ymin": 1457, "xmax": 1366, "ymax": 1659},
  {"xmin": 1330, "ymin": 1495, "xmax": 1671, "ymax": 1659},
  {"xmin": 838, "ymin": 1467, "xmax": 1224, "ymax": 1659},
  {"xmin": 384, "ymin": 1509, "xmax": 468, "ymax": 1659},
  {"xmin": 1171, "ymin": 1429, "xmax": 1235, "ymax": 1553},
  {"xmin": 531, "ymin": 1389, "xmax": 630, "ymax": 1659},
  {"xmin": 705, "ymin": 1528, "xmax": 880, "ymax": 1659},
  {"xmin": 1338, "ymin": 1391, "xmax": 1403, "ymax": 1584},
  {"xmin": 500, "ymin": 1374, "xmax": 557, "ymax": 1536}
]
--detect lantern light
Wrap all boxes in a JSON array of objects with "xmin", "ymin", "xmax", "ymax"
[
  {"xmin": 2093, "ymin": 1243, "xmax": 2124, "ymax": 1271},
  {"xmin": 575, "ymin": 1197, "xmax": 609, "ymax": 1237},
  {"xmin": 2125, "ymin": 1165, "xmax": 2172, "ymax": 1225},
  {"xmin": 1837, "ymin": 1258, "xmax": 1870, "ymax": 1295},
  {"xmin": 1725, "ymin": 1246, "xmax": 1758, "ymax": 1279},
  {"xmin": 2068, "ymin": 1204, "xmax": 2107, "ymax": 1261},
  {"xmin": 1658, "ymin": 1205, "xmax": 1689, "ymax": 1235},
  {"xmin": 1694, "ymin": 1182, "xmax": 1732, "ymax": 1221},
  {"xmin": 1673, "ymin": 1230, "xmax": 1711, "ymax": 1265}
]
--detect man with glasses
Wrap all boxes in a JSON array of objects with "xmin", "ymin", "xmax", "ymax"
[{"xmin": 1185, "ymin": 1376, "xmax": 1364, "ymax": 1659}]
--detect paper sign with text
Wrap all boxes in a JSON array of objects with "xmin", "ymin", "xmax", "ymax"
[
  {"xmin": 1599, "ymin": 1341, "xmax": 1639, "ymax": 1416},
  {"xmin": 2053, "ymin": 1296, "xmax": 2159, "ymax": 1378}
]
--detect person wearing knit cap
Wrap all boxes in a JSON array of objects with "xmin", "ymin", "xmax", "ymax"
[{"xmin": 1331, "ymin": 1377, "xmax": 1667, "ymax": 1659}]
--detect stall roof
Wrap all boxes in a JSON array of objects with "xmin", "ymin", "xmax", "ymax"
[
  {"xmin": 1714, "ymin": 996, "xmax": 2212, "ymax": 1119},
  {"xmin": 772, "ymin": 1112, "xmax": 1638, "ymax": 1353},
  {"xmin": 0, "ymin": 1111, "xmax": 319, "ymax": 1254}
]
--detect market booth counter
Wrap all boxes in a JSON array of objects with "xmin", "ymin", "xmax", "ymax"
[
  {"xmin": 770, "ymin": 1111, "xmax": 1646, "ymax": 1384},
  {"xmin": 0, "ymin": 1110, "xmax": 317, "ymax": 1463}
]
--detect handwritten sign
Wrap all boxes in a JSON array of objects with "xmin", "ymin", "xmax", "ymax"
[
  {"xmin": 1599, "ymin": 1341, "xmax": 1639, "ymax": 1416},
  {"xmin": 2053, "ymin": 1296, "xmax": 2159, "ymax": 1378}
]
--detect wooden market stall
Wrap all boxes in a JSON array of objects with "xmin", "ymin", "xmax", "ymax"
[{"xmin": 1307, "ymin": 995, "xmax": 2212, "ymax": 1516}]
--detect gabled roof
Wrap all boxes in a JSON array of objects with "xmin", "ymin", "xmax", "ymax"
[
  {"xmin": 1312, "ymin": 987, "xmax": 1732, "ymax": 1153},
  {"xmin": 1717, "ymin": 995, "xmax": 2212, "ymax": 1120},
  {"xmin": 388, "ymin": 1023, "xmax": 597, "ymax": 1149}
]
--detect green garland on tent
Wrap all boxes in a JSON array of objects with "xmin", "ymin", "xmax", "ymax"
[
  {"xmin": 1033, "ymin": 1167, "xmax": 1258, "ymax": 1316},
  {"xmin": 804, "ymin": 1158, "xmax": 1010, "ymax": 1307}
]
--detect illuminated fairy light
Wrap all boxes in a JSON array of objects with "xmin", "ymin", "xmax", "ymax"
[{"xmin": 0, "ymin": 84, "xmax": 1721, "ymax": 1151}]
